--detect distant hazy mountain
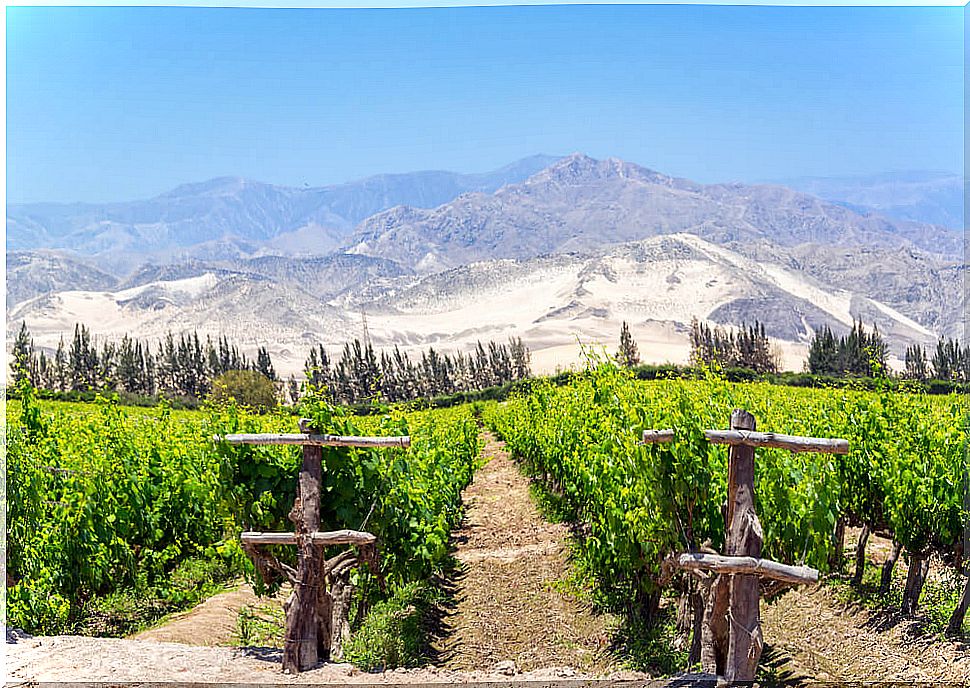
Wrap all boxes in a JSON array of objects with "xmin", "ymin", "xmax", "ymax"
[
  {"xmin": 6, "ymin": 154, "xmax": 561, "ymax": 257},
  {"xmin": 776, "ymin": 171, "xmax": 963, "ymax": 230},
  {"xmin": 347, "ymin": 154, "xmax": 961, "ymax": 271},
  {"xmin": 7, "ymin": 250, "xmax": 119, "ymax": 307}
]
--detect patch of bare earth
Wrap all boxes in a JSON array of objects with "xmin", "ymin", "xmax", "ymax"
[
  {"xmin": 761, "ymin": 526, "xmax": 970, "ymax": 682},
  {"xmin": 130, "ymin": 584, "xmax": 259, "ymax": 646},
  {"xmin": 6, "ymin": 634, "xmax": 644, "ymax": 684},
  {"xmin": 435, "ymin": 432, "xmax": 625, "ymax": 676}
]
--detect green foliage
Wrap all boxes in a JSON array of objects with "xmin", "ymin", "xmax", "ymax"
[
  {"xmin": 343, "ymin": 582, "xmax": 427, "ymax": 670},
  {"xmin": 7, "ymin": 385, "xmax": 236, "ymax": 634},
  {"xmin": 79, "ymin": 554, "xmax": 235, "ymax": 636},
  {"xmin": 485, "ymin": 358, "xmax": 968, "ymax": 624},
  {"xmin": 236, "ymin": 600, "xmax": 286, "ymax": 648},
  {"xmin": 209, "ymin": 369, "xmax": 278, "ymax": 411},
  {"xmin": 8, "ymin": 383, "xmax": 480, "ymax": 645},
  {"xmin": 690, "ymin": 318, "xmax": 777, "ymax": 374},
  {"xmin": 807, "ymin": 319, "xmax": 888, "ymax": 377},
  {"xmin": 291, "ymin": 391, "xmax": 481, "ymax": 589}
]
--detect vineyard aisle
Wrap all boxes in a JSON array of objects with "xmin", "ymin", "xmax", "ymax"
[
  {"xmin": 131, "ymin": 585, "xmax": 261, "ymax": 646},
  {"xmin": 436, "ymin": 432, "xmax": 622, "ymax": 674}
]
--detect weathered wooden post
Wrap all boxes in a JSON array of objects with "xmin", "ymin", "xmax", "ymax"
[
  {"xmin": 216, "ymin": 420, "xmax": 410, "ymax": 674},
  {"xmin": 643, "ymin": 410, "xmax": 848, "ymax": 682},
  {"xmin": 285, "ymin": 418, "xmax": 324, "ymax": 670},
  {"xmin": 725, "ymin": 409, "xmax": 761, "ymax": 680}
]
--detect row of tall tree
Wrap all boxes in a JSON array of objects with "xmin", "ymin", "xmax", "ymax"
[
  {"xmin": 903, "ymin": 336, "xmax": 970, "ymax": 382},
  {"xmin": 10, "ymin": 322, "xmax": 531, "ymax": 405},
  {"xmin": 11, "ymin": 322, "xmax": 275, "ymax": 399},
  {"xmin": 300, "ymin": 337, "xmax": 531, "ymax": 405},
  {"xmin": 806, "ymin": 320, "xmax": 889, "ymax": 377},
  {"xmin": 688, "ymin": 319, "xmax": 779, "ymax": 374}
]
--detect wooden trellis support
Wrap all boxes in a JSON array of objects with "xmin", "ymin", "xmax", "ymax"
[
  {"xmin": 643, "ymin": 409, "xmax": 847, "ymax": 683},
  {"xmin": 216, "ymin": 419, "xmax": 410, "ymax": 675}
]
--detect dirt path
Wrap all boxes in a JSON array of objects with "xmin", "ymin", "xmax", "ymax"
[
  {"xmin": 130, "ymin": 584, "xmax": 259, "ymax": 646},
  {"xmin": 436, "ymin": 432, "xmax": 621, "ymax": 675}
]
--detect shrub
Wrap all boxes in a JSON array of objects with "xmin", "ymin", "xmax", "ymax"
[{"xmin": 209, "ymin": 370, "xmax": 277, "ymax": 411}]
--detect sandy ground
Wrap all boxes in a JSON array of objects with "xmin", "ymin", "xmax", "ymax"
[
  {"xmin": 761, "ymin": 525, "xmax": 970, "ymax": 682},
  {"xmin": 130, "ymin": 584, "xmax": 260, "ymax": 646},
  {"xmin": 436, "ymin": 433, "xmax": 626, "ymax": 674},
  {"xmin": 5, "ymin": 633, "xmax": 644, "ymax": 685},
  {"xmin": 762, "ymin": 586, "xmax": 970, "ymax": 682}
]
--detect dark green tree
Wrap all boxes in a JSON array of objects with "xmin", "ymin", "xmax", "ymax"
[
  {"xmin": 11, "ymin": 322, "xmax": 34, "ymax": 385},
  {"xmin": 904, "ymin": 344, "xmax": 929, "ymax": 381},
  {"xmin": 616, "ymin": 321, "xmax": 640, "ymax": 368}
]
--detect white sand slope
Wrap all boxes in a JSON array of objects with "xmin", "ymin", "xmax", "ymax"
[{"xmin": 7, "ymin": 235, "xmax": 930, "ymax": 378}]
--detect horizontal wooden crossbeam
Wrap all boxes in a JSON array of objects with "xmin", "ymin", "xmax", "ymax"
[
  {"xmin": 216, "ymin": 433, "xmax": 410, "ymax": 449},
  {"xmin": 241, "ymin": 530, "xmax": 377, "ymax": 546},
  {"xmin": 641, "ymin": 429, "xmax": 848, "ymax": 454},
  {"xmin": 674, "ymin": 552, "xmax": 819, "ymax": 585}
]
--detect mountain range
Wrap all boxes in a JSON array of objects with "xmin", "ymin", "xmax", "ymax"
[
  {"xmin": 7, "ymin": 154, "xmax": 964, "ymax": 375},
  {"xmin": 7, "ymin": 155, "xmax": 559, "ymax": 267}
]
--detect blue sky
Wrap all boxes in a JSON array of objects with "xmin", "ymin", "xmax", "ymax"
[{"xmin": 6, "ymin": 4, "xmax": 965, "ymax": 204}]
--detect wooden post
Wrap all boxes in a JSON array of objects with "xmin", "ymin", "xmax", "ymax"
[
  {"xmin": 724, "ymin": 409, "xmax": 764, "ymax": 682},
  {"xmin": 645, "ymin": 414, "xmax": 843, "ymax": 682},
  {"xmin": 700, "ymin": 572, "xmax": 730, "ymax": 675},
  {"xmin": 282, "ymin": 419, "xmax": 326, "ymax": 674},
  {"xmin": 221, "ymin": 424, "xmax": 401, "ymax": 674}
]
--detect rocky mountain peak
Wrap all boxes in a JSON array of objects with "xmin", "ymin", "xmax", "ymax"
[
  {"xmin": 528, "ymin": 152, "xmax": 667, "ymax": 186},
  {"xmin": 158, "ymin": 176, "xmax": 266, "ymax": 200}
]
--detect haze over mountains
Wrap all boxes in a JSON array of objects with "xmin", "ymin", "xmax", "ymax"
[
  {"xmin": 778, "ymin": 171, "xmax": 963, "ymax": 231},
  {"xmin": 7, "ymin": 155, "xmax": 559, "ymax": 267},
  {"xmin": 7, "ymin": 154, "xmax": 964, "ymax": 376}
]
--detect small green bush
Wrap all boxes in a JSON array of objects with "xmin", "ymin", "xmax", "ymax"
[
  {"xmin": 343, "ymin": 582, "xmax": 425, "ymax": 670},
  {"xmin": 209, "ymin": 370, "xmax": 277, "ymax": 411}
]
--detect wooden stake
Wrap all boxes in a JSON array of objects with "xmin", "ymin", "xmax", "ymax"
[
  {"xmin": 642, "ymin": 428, "xmax": 848, "ymax": 454},
  {"xmin": 241, "ymin": 530, "xmax": 377, "ymax": 546},
  {"xmin": 701, "ymin": 570, "xmax": 730, "ymax": 675},
  {"xmin": 218, "ymin": 432, "xmax": 410, "ymax": 448},
  {"xmin": 282, "ymin": 419, "xmax": 325, "ymax": 674},
  {"xmin": 725, "ymin": 409, "xmax": 764, "ymax": 683}
]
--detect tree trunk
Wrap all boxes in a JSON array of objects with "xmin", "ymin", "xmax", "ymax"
[
  {"xmin": 946, "ymin": 569, "xmax": 970, "ymax": 636},
  {"xmin": 901, "ymin": 553, "xmax": 929, "ymax": 615},
  {"xmin": 689, "ymin": 583, "xmax": 706, "ymax": 667},
  {"xmin": 880, "ymin": 540, "xmax": 902, "ymax": 595},
  {"xmin": 638, "ymin": 587, "xmax": 661, "ymax": 625},
  {"xmin": 829, "ymin": 516, "xmax": 846, "ymax": 573},
  {"xmin": 675, "ymin": 587, "xmax": 693, "ymax": 637},
  {"xmin": 852, "ymin": 524, "xmax": 870, "ymax": 586},
  {"xmin": 700, "ymin": 573, "xmax": 730, "ymax": 676},
  {"xmin": 329, "ymin": 576, "xmax": 354, "ymax": 661}
]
